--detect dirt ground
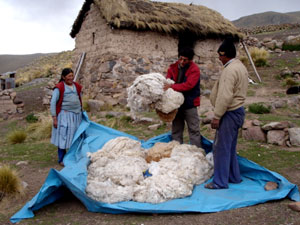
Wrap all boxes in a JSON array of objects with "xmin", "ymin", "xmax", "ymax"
[{"xmin": 1, "ymin": 30, "xmax": 300, "ymax": 225}]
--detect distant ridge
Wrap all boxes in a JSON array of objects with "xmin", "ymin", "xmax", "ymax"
[
  {"xmin": 0, "ymin": 53, "xmax": 55, "ymax": 74},
  {"xmin": 232, "ymin": 11, "xmax": 300, "ymax": 28}
]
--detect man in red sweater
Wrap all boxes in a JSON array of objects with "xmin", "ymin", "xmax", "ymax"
[{"xmin": 164, "ymin": 47, "xmax": 201, "ymax": 147}]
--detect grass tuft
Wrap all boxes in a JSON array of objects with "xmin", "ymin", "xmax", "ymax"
[
  {"xmin": 0, "ymin": 165, "xmax": 23, "ymax": 200},
  {"xmin": 7, "ymin": 130, "xmax": 27, "ymax": 144},
  {"xmin": 249, "ymin": 47, "xmax": 270, "ymax": 67}
]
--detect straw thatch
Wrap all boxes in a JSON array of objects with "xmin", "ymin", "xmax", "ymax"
[{"xmin": 70, "ymin": 0, "xmax": 243, "ymax": 40}]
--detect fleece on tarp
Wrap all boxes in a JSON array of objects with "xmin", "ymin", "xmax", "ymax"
[{"xmin": 10, "ymin": 112, "xmax": 300, "ymax": 223}]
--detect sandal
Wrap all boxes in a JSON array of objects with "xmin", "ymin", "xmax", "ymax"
[{"xmin": 204, "ymin": 182, "xmax": 219, "ymax": 189}]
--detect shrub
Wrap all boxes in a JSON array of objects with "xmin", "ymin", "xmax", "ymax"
[
  {"xmin": 0, "ymin": 165, "xmax": 23, "ymax": 200},
  {"xmin": 282, "ymin": 43, "xmax": 300, "ymax": 51},
  {"xmin": 25, "ymin": 113, "xmax": 38, "ymax": 123},
  {"xmin": 248, "ymin": 103, "xmax": 271, "ymax": 114},
  {"xmin": 284, "ymin": 78, "xmax": 299, "ymax": 87},
  {"xmin": 7, "ymin": 130, "xmax": 27, "ymax": 144},
  {"xmin": 249, "ymin": 47, "xmax": 270, "ymax": 67}
]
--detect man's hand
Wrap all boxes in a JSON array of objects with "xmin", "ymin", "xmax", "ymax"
[
  {"xmin": 163, "ymin": 83, "xmax": 172, "ymax": 91},
  {"xmin": 211, "ymin": 118, "xmax": 220, "ymax": 129},
  {"xmin": 53, "ymin": 116, "xmax": 58, "ymax": 128}
]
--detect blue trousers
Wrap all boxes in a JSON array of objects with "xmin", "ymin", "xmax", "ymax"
[
  {"xmin": 57, "ymin": 148, "xmax": 66, "ymax": 164},
  {"xmin": 212, "ymin": 107, "xmax": 245, "ymax": 188}
]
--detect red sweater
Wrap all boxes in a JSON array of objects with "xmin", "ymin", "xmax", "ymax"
[{"xmin": 166, "ymin": 61, "xmax": 200, "ymax": 108}]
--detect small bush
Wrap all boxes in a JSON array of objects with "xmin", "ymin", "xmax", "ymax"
[
  {"xmin": 284, "ymin": 78, "xmax": 299, "ymax": 87},
  {"xmin": 249, "ymin": 47, "xmax": 270, "ymax": 67},
  {"xmin": 282, "ymin": 44, "xmax": 300, "ymax": 51},
  {"xmin": 7, "ymin": 130, "xmax": 27, "ymax": 144},
  {"xmin": 248, "ymin": 103, "xmax": 271, "ymax": 114},
  {"xmin": 0, "ymin": 165, "xmax": 23, "ymax": 200},
  {"xmin": 25, "ymin": 113, "xmax": 38, "ymax": 123}
]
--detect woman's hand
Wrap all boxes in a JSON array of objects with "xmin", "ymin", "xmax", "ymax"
[{"xmin": 52, "ymin": 116, "xmax": 58, "ymax": 128}]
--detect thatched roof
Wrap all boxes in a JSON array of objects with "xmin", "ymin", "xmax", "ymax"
[{"xmin": 70, "ymin": 0, "xmax": 243, "ymax": 40}]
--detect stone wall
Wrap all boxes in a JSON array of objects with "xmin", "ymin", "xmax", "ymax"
[
  {"xmin": 72, "ymin": 3, "xmax": 224, "ymax": 105},
  {"xmin": 0, "ymin": 89, "xmax": 24, "ymax": 119}
]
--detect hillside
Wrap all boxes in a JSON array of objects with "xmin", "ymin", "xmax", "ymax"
[
  {"xmin": 0, "ymin": 53, "xmax": 55, "ymax": 74},
  {"xmin": 233, "ymin": 11, "xmax": 300, "ymax": 28}
]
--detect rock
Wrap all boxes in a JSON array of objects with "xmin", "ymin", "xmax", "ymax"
[
  {"xmin": 288, "ymin": 202, "xmax": 300, "ymax": 212},
  {"xmin": 271, "ymin": 99, "xmax": 287, "ymax": 109},
  {"xmin": 16, "ymin": 161, "xmax": 29, "ymax": 166},
  {"xmin": 252, "ymin": 119, "xmax": 261, "ymax": 126},
  {"xmin": 88, "ymin": 99, "xmax": 105, "ymax": 112},
  {"xmin": 264, "ymin": 181, "xmax": 278, "ymax": 191},
  {"xmin": 267, "ymin": 130, "xmax": 287, "ymax": 146},
  {"xmin": 242, "ymin": 127, "xmax": 266, "ymax": 142},
  {"xmin": 242, "ymin": 120, "xmax": 253, "ymax": 129},
  {"xmin": 148, "ymin": 124, "xmax": 161, "ymax": 130},
  {"xmin": 262, "ymin": 121, "xmax": 290, "ymax": 131},
  {"xmin": 288, "ymin": 128, "xmax": 300, "ymax": 147}
]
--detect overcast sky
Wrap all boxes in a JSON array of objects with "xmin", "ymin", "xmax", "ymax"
[{"xmin": 0, "ymin": 0, "xmax": 299, "ymax": 55}]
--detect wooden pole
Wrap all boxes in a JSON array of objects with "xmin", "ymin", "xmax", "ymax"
[
  {"xmin": 241, "ymin": 42, "xmax": 262, "ymax": 83},
  {"xmin": 74, "ymin": 52, "xmax": 86, "ymax": 82}
]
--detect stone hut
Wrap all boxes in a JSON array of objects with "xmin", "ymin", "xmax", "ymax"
[{"xmin": 70, "ymin": 0, "xmax": 243, "ymax": 106}]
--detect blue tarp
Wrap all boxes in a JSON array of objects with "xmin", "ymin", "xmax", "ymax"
[{"xmin": 11, "ymin": 112, "xmax": 300, "ymax": 223}]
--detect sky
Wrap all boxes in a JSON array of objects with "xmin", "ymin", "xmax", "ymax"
[{"xmin": 0, "ymin": 0, "xmax": 299, "ymax": 55}]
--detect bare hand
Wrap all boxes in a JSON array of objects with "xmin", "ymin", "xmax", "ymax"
[
  {"xmin": 53, "ymin": 117, "xmax": 58, "ymax": 128},
  {"xmin": 211, "ymin": 118, "xmax": 220, "ymax": 129},
  {"xmin": 163, "ymin": 83, "xmax": 172, "ymax": 91}
]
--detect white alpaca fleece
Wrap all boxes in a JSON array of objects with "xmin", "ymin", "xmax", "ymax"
[
  {"xmin": 127, "ymin": 73, "xmax": 184, "ymax": 114},
  {"xmin": 86, "ymin": 138, "xmax": 213, "ymax": 204}
]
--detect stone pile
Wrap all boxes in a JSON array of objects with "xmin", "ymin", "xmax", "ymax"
[
  {"xmin": 0, "ymin": 89, "xmax": 24, "ymax": 119},
  {"xmin": 242, "ymin": 120, "xmax": 300, "ymax": 147}
]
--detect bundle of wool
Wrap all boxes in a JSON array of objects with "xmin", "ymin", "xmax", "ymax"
[
  {"xmin": 145, "ymin": 140, "xmax": 180, "ymax": 163},
  {"xmin": 133, "ymin": 144, "xmax": 213, "ymax": 203},
  {"xmin": 86, "ymin": 136, "xmax": 213, "ymax": 204},
  {"xmin": 155, "ymin": 88, "xmax": 184, "ymax": 114},
  {"xmin": 127, "ymin": 73, "xmax": 167, "ymax": 113},
  {"xmin": 127, "ymin": 73, "xmax": 184, "ymax": 117},
  {"xmin": 86, "ymin": 137, "xmax": 148, "ymax": 203}
]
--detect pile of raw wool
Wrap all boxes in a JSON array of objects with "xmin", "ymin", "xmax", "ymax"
[
  {"xmin": 86, "ymin": 137, "xmax": 213, "ymax": 204},
  {"xmin": 127, "ymin": 73, "xmax": 184, "ymax": 116}
]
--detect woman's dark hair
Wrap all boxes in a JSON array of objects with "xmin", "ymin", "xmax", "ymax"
[
  {"xmin": 178, "ymin": 47, "xmax": 195, "ymax": 60},
  {"xmin": 59, "ymin": 68, "xmax": 74, "ymax": 82}
]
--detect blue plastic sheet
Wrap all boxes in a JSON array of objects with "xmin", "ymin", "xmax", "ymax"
[{"xmin": 11, "ymin": 112, "xmax": 300, "ymax": 223}]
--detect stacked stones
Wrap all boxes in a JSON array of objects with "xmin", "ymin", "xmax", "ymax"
[
  {"xmin": 242, "ymin": 120, "xmax": 300, "ymax": 147},
  {"xmin": 0, "ymin": 89, "xmax": 24, "ymax": 119}
]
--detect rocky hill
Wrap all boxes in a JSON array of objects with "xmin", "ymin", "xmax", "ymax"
[{"xmin": 233, "ymin": 11, "xmax": 300, "ymax": 28}]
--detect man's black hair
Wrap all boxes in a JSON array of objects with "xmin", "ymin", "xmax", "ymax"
[
  {"xmin": 218, "ymin": 37, "xmax": 236, "ymax": 58},
  {"xmin": 179, "ymin": 47, "xmax": 195, "ymax": 60}
]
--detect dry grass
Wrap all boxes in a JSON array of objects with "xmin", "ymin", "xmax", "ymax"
[
  {"xmin": 7, "ymin": 130, "xmax": 27, "ymax": 144},
  {"xmin": 26, "ymin": 113, "xmax": 52, "ymax": 140},
  {"xmin": 71, "ymin": 0, "xmax": 243, "ymax": 39},
  {"xmin": 0, "ymin": 165, "xmax": 23, "ymax": 201},
  {"xmin": 249, "ymin": 47, "xmax": 270, "ymax": 67},
  {"xmin": 15, "ymin": 51, "xmax": 73, "ymax": 86}
]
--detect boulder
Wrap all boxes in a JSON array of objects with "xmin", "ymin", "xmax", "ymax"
[{"xmin": 288, "ymin": 128, "xmax": 300, "ymax": 147}]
